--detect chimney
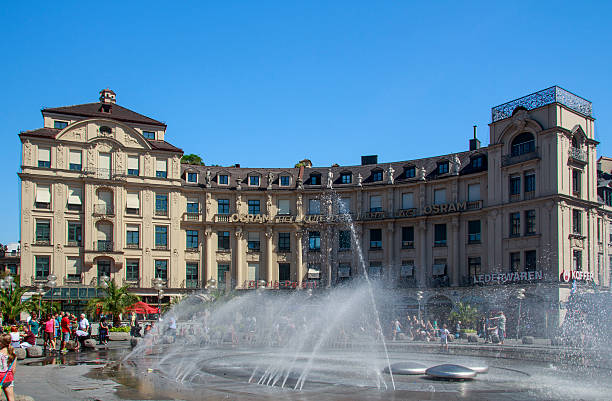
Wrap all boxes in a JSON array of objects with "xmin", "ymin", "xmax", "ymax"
[
  {"xmin": 361, "ymin": 155, "xmax": 378, "ymax": 165},
  {"xmin": 99, "ymin": 89, "xmax": 116, "ymax": 104},
  {"xmin": 469, "ymin": 125, "xmax": 481, "ymax": 151}
]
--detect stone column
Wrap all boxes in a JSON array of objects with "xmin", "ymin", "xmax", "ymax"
[
  {"xmin": 418, "ymin": 220, "xmax": 427, "ymax": 287},
  {"xmin": 235, "ymin": 229, "xmax": 244, "ymax": 289},
  {"xmin": 295, "ymin": 231, "xmax": 304, "ymax": 284},
  {"xmin": 265, "ymin": 227, "xmax": 274, "ymax": 282},
  {"xmin": 204, "ymin": 227, "xmax": 214, "ymax": 285},
  {"xmin": 451, "ymin": 217, "xmax": 460, "ymax": 286}
]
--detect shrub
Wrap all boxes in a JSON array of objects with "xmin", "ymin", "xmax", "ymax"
[{"xmin": 109, "ymin": 326, "xmax": 130, "ymax": 333}]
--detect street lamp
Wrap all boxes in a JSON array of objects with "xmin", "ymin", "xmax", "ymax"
[
  {"xmin": 47, "ymin": 274, "xmax": 57, "ymax": 314},
  {"xmin": 416, "ymin": 291, "xmax": 424, "ymax": 322},
  {"xmin": 516, "ymin": 288, "xmax": 526, "ymax": 340},
  {"xmin": 99, "ymin": 275, "xmax": 110, "ymax": 288},
  {"xmin": 206, "ymin": 278, "xmax": 217, "ymax": 291},
  {"xmin": 153, "ymin": 277, "xmax": 164, "ymax": 320}
]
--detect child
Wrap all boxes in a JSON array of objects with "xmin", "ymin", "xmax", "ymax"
[
  {"xmin": 440, "ymin": 324, "xmax": 450, "ymax": 351},
  {"xmin": 0, "ymin": 333, "xmax": 16, "ymax": 401}
]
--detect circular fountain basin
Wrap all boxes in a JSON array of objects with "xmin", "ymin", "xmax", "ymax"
[
  {"xmin": 382, "ymin": 362, "xmax": 428, "ymax": 375},
  {"xmin": 425, "ymin": 364, "xmax": 477, "ymax": 380},
  {"xmin": 463, "ymin": 363, "xmax": 488, "ymax": 373}
]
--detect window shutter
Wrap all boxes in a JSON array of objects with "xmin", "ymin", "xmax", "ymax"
[
  {"xmin": 98, "ymin": 153, "xmax": 111, "ymax": 169},
  {"xmin": 127, "ymin": 192, "xmax": 140, "ymax": 209},
  {"xmin": 402, "ymin": 193, "xmax": 414, "ymax": 209},
  {"xmin": 66, "ymin": 258, "xmax": 81, "ymax": 275},
  {"xmin": 468, "ymin": 184, "xmax": 480, "ymax": 201},
  {"xmin": 69, "ymin": 150, "xmax": 82, "ymax": 165},
  {"xmin": 128, "ymin": 156, "xmax": 139, "ymax": 170},
  {"xmin": 370, "ymin": 196, "xmax": 382, "ymax": 209},
  {"xmin": 156, "ymin": 159, "xmax": 167, "ymax": 172},
  {"xmin": 38, "ymin": 147, "xmax": 50, "ymax": 162},
  {"xmin": 248, "ymin": 232, "xmax": 260, "ymax": 241},
  {"xmin": 36, "ymin": 185, "xmax": 51, "ymax": 203},
  {"xmin": 68, "ymin": 187, "xmax": 82, "ymax": 205},
  {"xmin": 277, "ymin": 199, "xmax": 290, "ymax": 215}
]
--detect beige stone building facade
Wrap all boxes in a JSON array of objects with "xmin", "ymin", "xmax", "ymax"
[{"xmin": 18, "ymin": 87, "xmax": 610, "ymax": 334}]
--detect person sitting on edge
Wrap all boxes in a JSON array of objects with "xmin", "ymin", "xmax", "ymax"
[
  {"xmin": 8, "ymin": 328, "xmax": 19, "ymax": 350},
  {"xmin": 20, "ymin": 325, "xmax": 36, "ymax": 349}
]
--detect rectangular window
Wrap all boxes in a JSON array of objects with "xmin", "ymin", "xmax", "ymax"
[
  {"xmin": 525, "ymin": 173, "xmax": 535, "ymax": 193},
  {"xmin": 310, "ymin": 174, "xmax": 320, "ymax": 185},
  {"xmin": 35, "ymin": 220, "xmax": 51, "ymax": 244},
  {"xmin": 67, "ymin": 186, "xmax": 82, "ymax": 210},
  {"xmin": 186, "ymin": 230, "xmax": 199, "ymax": 249},
  {"xmin": 572, "ymin": 169, "xmax": 581, "ymax": 195},
  {"xmin": 249, "ymin": 176, "xmax": 260, "ymax": 186},
  {"xmin": 279, "ymin": 263, "xmax": 291, "ymax": 281},
  {"xmin": 434, "ymin": 224, "xmax": 447, "ymax": 246},
  {"xmin": 339, "ymin": 230, "xmax": 351, "ymax": 250},
  {"xmin": 338, "ymin": 263, "xmax": 351, "ymax": 279},
  {"xmin": 468, "ymin": 220, "xmax": 481, "ymax": 243},
  {"xmin": 38, "ymin": 147, "xmax": 51, "ymax": 168},
  {"xmin": 525, "ymin": 210, "xmax": 536, "ymax": 235},
  {"xmin": 154, "ymin": 260, "xmax": 168, "ymax": 280},
  {"xmin": 340, "ymin": 173, "xmax": 352, "ymax": 184},
  {"xmin": 372, "ymin": 171, "xmax": 383, "ymax": 181},
  {"xmin": 573, "ymin": 250, "xmax": 582, "ymax": 271},
  {"xmin": 400, "ymin": 261, "xmax": 414, "ymax": 278},
  {"xmin": 35, "ymin": 184, "xmax": 51, "ymax": 209},
  {"xmin": 280, "ymin": 175, "xmax": 290, "ymax": 186},
  {"xmin": 155, "ymin": 194, "xmax": 168, "ymax": 216},
  {"xmin": 187, "ymin": 172, "xmax": 198, "ymax": 183},
  {"xmin": 433, "ymin": 259, "xmax": 447, "ymax": 276},
  {"xmin": 308, "ymin": 263, "xmax": 321, "ymax": 279},
  {"xmin": 98, "ymin": 152, "xmax": 111, "ymax": 178},
  {"xmin": 309, "ymin": 231, "xmax": 321, "ymax": 251},
  {"xmin": 35, "ymin": 256, "xmax": 50, "ymax": 279},
  {"xmin": 402, "ymin": 226, "xmax": 414, "ymax": 248},
  {"xmin": 368, "ymin": 261, "xmax": 383, "ymax": 278},
  {"xmin": 434, "ymin": 188, "xmax": 446, "ymax": 205},
  {"xmin": 126, "ymin": 260, "xmax": 139, "ymax": 282},
  {"xmin": 54, "ymin": 121, "xmax": 68, "ymax": 129},
  {"xmin": 248, "ymin": 232, "xmax": 260, "ymax": 252},
  {"xmin": 155, "ymin": 226, "xmax": 168, "ymax": 248},
  {"xmin": 437, "ymin": 162, "xmax": 449, "ymax": 174},
  {"xmin": 510, "ymin": 176, "xmax": 521, "ymax": 196},
  {"xmin": 471, "ymin": 156, "xmax": 483, "ymax": 168},
  {"xmin": 187, "ymin": 199, "xmax": 199, "ymax": 214},
  {"xmin": 126, "ymin": 225, "xmax": 139, "ymax": 247},
  {"xmin": 370, "ymin": 228, "xmax": 382, "ymax": 249},
  {"xmin": 277, "ymin": 199, "xmax": 290, "ymax": 215},
  {"xmin": 510, "ymin": 212, "xmax": 521, "ymax": 237},
  {"xmin": 143, "ymin": 131, "xmax": 155, "ymax": 140},
  {"xmin": 69, "ymin": 150, "xmax": 82, "ymax": 171},
  {"xmin": 247, "ymin": 263, "xmax": 259, "ymax": 281},
  {"xmin": 510, "ymin": 252, "xmax": 520, "ymax": 272},
  {"xmin": 66, "ymin": 257, "xmax": 81, "ymax": 281},
  {"xmin": 308, "ymin": 199, "xmax": 320, "ymax": 215},
  {"xmin": 126, "ymin": 191, "xmax": 140, "ymax": 214},
  {"xmin": 401, "ymin": 192, "xmax": 414, "ymax": 209},
  {"xmin": 468, "ymin": 257, "xmax": 481, "ymax": 277},
  {"xmin": 468, "ymin": 184, "xmax": 480, "ymax": 201},
  {"xmin": 248, "ymin": 200, "xmax": 260, "ymax": 215},
  {"xmin": 405, "ymin": 166, "xmax": 415, "ymax": 178},
  {"xmin": 156, "ymin": 159, "xmax": 167, "ymax": 178},
  {"xmin": 186, "ymin": 263, "xmax": 198, "ymax": 288},
  {"xmin": 525, "ymin": 250, "xmax": 537, "ymax": 271},
  {"xmin": 67, "ymin": 221, "xmax": 82, "ymax": 245},
  {"xmin": 278, "ymin": 232, "xmax": 290, "ymax": 252},
  {"xmin": 127, "ymin": 155, "xmax": 139, "ymax": 176},
  {"xmin": 369, "ymin": 195, "xmax": 382, "ymax": 212},
  {"xmin": 218, "ymin": 199, "xmax": 230, "ymax": 214},
  {"xmin": 218, "ymin": 264, "xmax": 230, "ymax": 286},
  {"xmin": 218, "ymin": 231, "xmax": 230, "ymax": 250},
  {"xmin": 218, "ymin": 174, "xmax": 229, "ymax": 185},
  {"xmin": 572, "ymin": 209, "xmax": 582, "ymax": 234},
  {"xmin": 339, "ymin": 198, "xmax": 350, "ymax": 214}
]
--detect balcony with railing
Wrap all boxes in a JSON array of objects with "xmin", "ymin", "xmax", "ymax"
[
  {"xmin": 491, "ymin": 86, "xmax": 592, "ymax": 122},
  {"xmin": 155, "ymin": 209, "xmax": 169, "ymax": 217},
  {"xmin": 359, "ymin": 211, "xmax": 389, "ymax": 220},
  {"xmin": 183, "ymin": 212, "xmax": 203, "ymax": 222},
  {"xmin": 93, "ymin": 204, "xmax": 114, "ymax": 216},
  {"xmin": 502, "ymin": 146, "xmax": 540, "ymax": 167},
  {"xmin": 186, "ymin": 279, "xmax": 200, "ymax": 289},
  {"xmin": 215, "ymin": 214, "xmax": 231, "ymax": 223},
  {"xmin": 96, "ymin": 240, "xmax": 114, "ymax": 252},
  {"xmin": 569, "ymin": 147, "xmax": 587, "ymax": 163}
]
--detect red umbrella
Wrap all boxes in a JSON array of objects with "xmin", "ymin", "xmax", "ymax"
[{"xmin": 126, "ymin": 301, "xmax": 160, "ymax": 314}]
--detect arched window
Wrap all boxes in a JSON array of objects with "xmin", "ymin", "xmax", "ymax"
[
  {"xmin": 571, "ymin": 136, "xmax": 579, "ymax": 149},
  {"xmin": 511, "ymin": 132, "xmax": 535, "ymax": 157}
]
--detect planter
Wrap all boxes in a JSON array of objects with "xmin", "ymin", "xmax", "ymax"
[{"xmin": 108, "ymin": 331, "xmax": 131, "ymax": 341}]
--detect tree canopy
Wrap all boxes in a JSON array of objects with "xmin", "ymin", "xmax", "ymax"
[
  {"xmin": 181, "ymin": 154, "xmax": 205, "ymax": 165},
  {"xmin": 86, "ymin": 280, "xmax": 140, "ymax": 326}
]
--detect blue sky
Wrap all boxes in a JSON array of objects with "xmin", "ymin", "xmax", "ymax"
[{"xmin": 1, "ymin": 1, "xmax": 611, "ymax": 243}]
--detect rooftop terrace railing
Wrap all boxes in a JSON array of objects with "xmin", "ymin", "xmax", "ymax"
[{"xmin": 491, "ymin": 86, "xmax": 592, "ymax": 122}]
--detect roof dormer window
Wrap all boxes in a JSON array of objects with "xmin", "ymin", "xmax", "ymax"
[
  {"xmin": 143, "ymin": 131, "xmax": 155, "ymax": 140},
  {"xmin": 310, "ymin": 174, "xmax": 321, "ymax": 185},
  {"xmin": 340, "ymin": 172, "xmax": 352, "ymax": 184},
  {"xmin": 405, "ymin": 166, "xmax": 415, "ymax": 178},
  {"xmin": 218, "ymin": 174, "xmax": 229, "ymax": 185},
  {"xmin": 187, "ymin": 172, "xmax": 198, "ymax": 183},
  {"xmin": 471, "ymin": 156, "xmax": 483, "ymax": 169},
  {"xmin": 249, "ymin": 175, "xmax": 260, "ymax": 187},
  {"xmin": 280, "ymin": 175, "xmax": 290, "ymax": 187},
  {"xmin": 372, "ymin": 170, "xmax": 383, "ymax": 182},
  {"xmin": 54, "ymin": 121, "xmax": 68, "ymax": 129},
  {"xmin": 437, "ymin": 161, "xmax": 449, "ymax": 175}
]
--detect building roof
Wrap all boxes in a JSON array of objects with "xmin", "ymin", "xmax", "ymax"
[
  {"xmin": 148, "ymin": 140, "xmax": 183, "ymax": 153},
  {"xmin": 42, "ymin": 102, "xmax": 166, "ymax": 127}
]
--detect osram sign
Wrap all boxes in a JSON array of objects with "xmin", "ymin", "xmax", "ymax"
[{"xmin": 560, "ymin": 270, "xmax": 594, "ymax": 282}]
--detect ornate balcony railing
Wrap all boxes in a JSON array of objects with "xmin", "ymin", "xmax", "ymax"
[
  {"xmin": 96, "ymin": 240, "xmax": 113, "ymax": 252},
  {"xmin": 186, "ymin": 279, "xmax": 200, "ymax": 289},
  {"xmin": 502, "ymin": 147, "xmax": 540, "ymax": 167},
  {"xmin": 215, "ymin": 214, "xmax": 230, "ymax": 223},
  {"xmin": 183, "ymin": 212, "xmax": 202, "ymax": 222},
  {"xmin": 569, "ymin": 147, "xmax": 587, "ymax": 162},
  {"xmin": 93, "ymin": 204, "xmax": 114, "ymax": 215},
  {"xmin": 491, "ymin": 86, "xmax": 592, "ymax": 122},
  {"xmin": 359, "ymin": 211, "xmax": 388, "ymax": 220}
]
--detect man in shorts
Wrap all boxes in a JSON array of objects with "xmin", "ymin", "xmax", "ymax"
[
  {"xmin": 60, "ymin": 312, "xmax": 71, "ymax": 353},
  {"xmin": 494, "ymin": 311, "xmax": 506, "ymax": 345},
  {"xmin": 439, "ymin": 324, "xmax": 450, "ymax": 351}
]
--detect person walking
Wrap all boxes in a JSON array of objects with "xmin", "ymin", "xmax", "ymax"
[
  {"xmin": 0, "ymin": 333, "xmax": 17, "ymax": 401},
  {"xmin": 43, "ymin": 314, "xmax": 56, "ymax": 352},
  {"xmin": 28, "ymin": 314, "xmax": 40, "ymax": 341},
  {"xmin": 392, "ymin": 319, "xmax": 402, "ymax": 341},
  {"xmin": 99, "ymin": 317, "xmax": 109, "ymax": 345},
  {"xmin": 493, "ymin": 311, "xmax": 506, "ymax": 345},
  {"xmin": 439, "ymin": 324, "xmax": 450, "ymax": 351},
  {"xmin": 60, "ymin": 312, "xmax": 71, "ymax": 353}
]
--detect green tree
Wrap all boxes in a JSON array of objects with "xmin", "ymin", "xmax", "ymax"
[
  {"xmin": 0, "ymin": 285, "xmax": 37, "ymax": 324},
  {"xmin": 448, "ymin": 302, "xmax": 480, "ymax": 330},
  {"xmin": 181, "ymin": 154, "xmax": 205, "ymax": 165},
  {"xmin": 86, "ymin": 280, "xmax": 140, "ymax": 326}
]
